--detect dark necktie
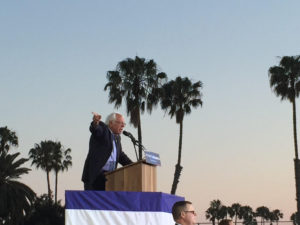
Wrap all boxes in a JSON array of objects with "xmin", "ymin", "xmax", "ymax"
[
  {"xmin": 114, "ymin": 134, "xmax": 120, "ymax": 145},
  {"xmin": 112, "ymin": 134, "xmax": 120, "ymax": 152}
]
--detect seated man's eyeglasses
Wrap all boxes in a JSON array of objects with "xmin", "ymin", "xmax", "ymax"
[{"xmin": 184, "ymin": 211, "xmax": 197, "ymax": 215}]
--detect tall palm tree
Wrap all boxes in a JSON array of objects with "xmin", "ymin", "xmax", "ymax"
[
  {"xmin": 0, "ymin": 126, "xmax": 18, "ymax": 154},
  {"xmin": 160, "ymin": 76, "xmax": 203, "ymax": 194},
  {"xmin": 52, "ymin": 142, "xmax": 72, "ymax": 204},
  {"xmin": 268, "ymin": 55, "xmax": 300, "ymax": 223},
  {"xmin": 29, "ymin": 140, "xmax": 56, "ymax": 200},
  {"xmin": 206, "ymin": 200, "xmax": 223, "ymax": 225},
  {"xmin": 0, "ymin": 151, "xmax": 36, "ymax": 225},
  {"xmin": 228, "ymin": 203, "xmax": 242, "ymax": 225},
  {"xmin": 104, "ymin": 56, "xmax": 167, "ymax": 159}
]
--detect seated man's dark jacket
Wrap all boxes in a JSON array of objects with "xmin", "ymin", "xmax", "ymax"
[{"xmin": 81, "ymin": 121, "xmax": 133, "ymax": 185}]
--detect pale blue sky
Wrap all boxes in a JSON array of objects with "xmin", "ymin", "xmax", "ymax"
[{"xmin": 1, "ymin": 0, "xmax": 300, "ymax": 221}]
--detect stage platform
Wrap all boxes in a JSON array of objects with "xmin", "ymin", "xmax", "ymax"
[{"xmin": 65, "ymin": 191, "xmax": 184, "ymax": 225}]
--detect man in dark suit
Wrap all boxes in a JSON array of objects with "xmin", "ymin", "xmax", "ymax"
[{"xmin": 82, "ymin": 112, "xmax": 133, "ymax": 190}]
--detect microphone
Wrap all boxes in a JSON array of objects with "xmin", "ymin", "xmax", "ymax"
[
  {"xmin": 123, "ymin": 130, "xmax": 134, "ymax": 139},
  {"xmin": 123, "ymin": 130, "xmax": 139, "ymax": 146},
  {"xmin": 123, "ymin": 130, "xmax": 145, "ymax": 151}
]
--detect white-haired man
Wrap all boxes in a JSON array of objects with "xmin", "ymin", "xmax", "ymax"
[{"xmin": 82, "ymin": 112, "xmax": 133, "ymax": 190}]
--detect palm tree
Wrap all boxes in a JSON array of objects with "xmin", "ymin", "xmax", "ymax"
[
  {"xmin": 256, "ymin": 206, "xmax": 270, "ymax": 225},
  {"xmin": 228, "ymin": 203, "xmax": 242, "ymax": 225},
  {"xmin": 160, "ymin": 76, "xmax": 203, "ymax": 194},
  {"xmin": 218, "ymin": 206, "xmax": 229, "ymax": 221},
  {"xmin": 269, "ymin": 209, "xmax": 283, "ymax": 225},
  {"xmin": 206, "ymin": 200, "xmax": 223, "ymax": 225},
  {"xmin": 0, "ymin": 151, "xmax": 36, "ymax": 225},
  {"xmin": 0, "ymin": 126, "xmax": 18, "ymax": 154},
  {"xmin": 240, "ymin": 206, "xmax": 256, "ymax": 225},
  {"xmin": 268, "ymin": 55, "xmax": 300, "ymax": 223},
  {"xmin": 52, "ymin": 142, "xmax": 72, "ymax": 204},
  {"xmin": 29, "ymin": 140, "xmax": 56, "ymax": 200},
  {"xmin": 104, "ymin": 56, "xmax": 167, "ymax": 159},
  {"xmin": 291, "ymin": 212, "xmax": 297, "ymax": 225}
]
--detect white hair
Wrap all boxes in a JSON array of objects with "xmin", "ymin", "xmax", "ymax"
[{"xmin": 105, "ymin": 113, "xmax": 122, "ymax": 125}]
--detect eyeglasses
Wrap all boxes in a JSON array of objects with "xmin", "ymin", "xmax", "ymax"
[
  {"xmin": 114, "ymin": 120, "xmax": 126, "ymax": 126},
  {"xmin": 184, "ymin": 211, "xmax": 197, "ymax": 215}
]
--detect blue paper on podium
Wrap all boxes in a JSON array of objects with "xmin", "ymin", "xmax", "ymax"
[
  {"xmin": 65, "ymin": 191, "xmax": 184, "ymax": 225},
  {"xmin": 144, "ymin": 151, "xmax": 161, "ymax": 166}
]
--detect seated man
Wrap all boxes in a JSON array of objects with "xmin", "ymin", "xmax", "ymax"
[{"xmin": 172, "ymin": 200, "xmax": 197, "ymax": 225}]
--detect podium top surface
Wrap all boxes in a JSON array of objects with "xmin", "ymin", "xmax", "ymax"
[{"xmin": 105, "ymin": 160, "xmax": 154, "ymax": 175}]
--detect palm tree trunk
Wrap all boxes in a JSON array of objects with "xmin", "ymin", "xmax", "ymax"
[
  {"xmin": 294, "ymin": 159, "xmax": 300, "ymax": 225},
  {"xmin": 235, "ymin": 215, "xmax": 237, "ymax": 225},
  {"xmin": 292, "ymin": 100, "xmax": 300, "ymax": 224},
  {"xmin": 46, "ymin": 170, "xmax": 51, "ymax": 200},
  {"xmin": 292, "ymin": 99, "xmax": 299, "ymax": 159},
  {"xmin": 171, "ymin": 120, "xmax": 183, "ymax": 194},
  {"xmin": 55, "ymin": 170, "xmax": 58, "ymax": 204},
  {"xmin": 178, "ymin": 120, "xmax": 183, "ymax": 165},
  {"xmin": 137, "ymin": 109, "xmax": 143, "ymax": 160}
]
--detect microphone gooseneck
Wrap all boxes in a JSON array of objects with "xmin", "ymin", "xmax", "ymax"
[{"xmin": 123, "ymin": 130, "xmax": 138, "ymax": 161}]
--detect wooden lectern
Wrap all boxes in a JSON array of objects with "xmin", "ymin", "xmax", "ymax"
[{"xmin": 105, "ymin": 161, "xmax": 157, "ymax": 192}]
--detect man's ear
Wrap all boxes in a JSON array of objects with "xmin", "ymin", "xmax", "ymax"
[{"xmin": 180, "ymin": 211, "xmax": 185, "ymax": 218}]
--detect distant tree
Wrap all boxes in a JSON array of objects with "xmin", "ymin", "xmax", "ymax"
[
  {"xmin": 0, "ymin": 151, "xmax": 36, "ymax": 225},
  {"xmin": 24, "ymin": 194, "xmax": 64, "ymax": 225},
  {"xmin": 104, "ymin": 56, "xmax": 167, "ymax": 159},
  {"xmin": 52, "ymin": 142, "xmax": 72, "ymax": 203},
  {"xmin": 206, "ymin": 200, "xmax": 223, "ymax": 225},
  {"xmin": 0, "ymin": 126, "xmax": 18, "ymax": 154},
  {"xmin": 29, "ymin": 140, "xmax": 55, "ymax": 199},
  {"xmin": 256, "ymin": 206, "xmax": 270, "ymax": 225},
  {"xmin": 268, "ymin": 55, "xmax": 300, "ymax": 223},
  {"xmin": 160, "ymin": 76, "xmax": 203, "ymax": 194},
  {"xmin": 240, "ymin": 206, "xmax": 256, "ymax": 225},
  {"xmin": 218, "ymin": 206, "xmax": 229, "ymax": 221},
  {"xmin": 269, "ymin": 209, "xmax": 283, "ymax": 225},
  {"xmin": 228, "ymin": 203, "xmax": 242, "ymax": 225},
  {"xmin": 291, "ymin": 212, "xmax": 297, "ymax": 225}
]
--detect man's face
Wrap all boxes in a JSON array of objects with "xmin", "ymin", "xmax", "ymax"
[
  {"xmin": 109, "ymin": 114, "xmax": 126, "ymax": 134},
  {"xmin": 182, "ymin": 204, "xmax": 197, "ymax": 225}
]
